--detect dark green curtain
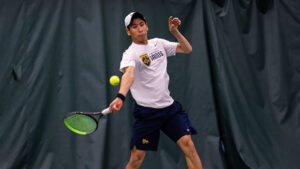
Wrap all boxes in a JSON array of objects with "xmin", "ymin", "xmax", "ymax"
[
  {"xmin": 0, "ymin": 0, "xmax": 299, "ymax": 169},
  {"xmin": 204, "ymin": 0, "xmax": 300, "ymax": 169}
]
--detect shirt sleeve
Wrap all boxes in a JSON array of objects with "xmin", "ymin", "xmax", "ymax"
[
  {"xmin": 157, "ymin": 38, "xmax": 178, "ymax": 57},
  {"xmin": 120, "ymin": 49, "xmax": 136, "ymax": 73}
]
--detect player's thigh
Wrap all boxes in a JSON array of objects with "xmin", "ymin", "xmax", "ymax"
[
  {"xmin": 131, "ymin": 129, "xmax": 160, "ymax": 151},
  {"xmin": 161, "ymin": 113, "xmax": 192, "ymax": 143}
]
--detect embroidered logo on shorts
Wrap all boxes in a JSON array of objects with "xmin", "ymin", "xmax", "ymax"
[
  {"xmin": 140, "ymin": 54, "xmax": 151, "ymax": 66},
  {"xmin": 142, "ymin": 138, "xmax": 150, "ymax": 144}
]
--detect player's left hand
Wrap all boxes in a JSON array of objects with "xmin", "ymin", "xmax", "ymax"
[{"xmin": 169, "ymin": 16, "xmax": 181, "ymax": 33}]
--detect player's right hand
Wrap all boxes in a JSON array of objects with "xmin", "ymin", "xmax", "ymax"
[{"xmin": 109, "ymin": 97, "xmax": 123, "ymax": 113}]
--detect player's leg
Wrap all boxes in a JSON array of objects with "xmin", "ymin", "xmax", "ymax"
[
  {"xmin": 126, "ymin": 146, "xmax": 146, "ymax": 169},
  {"xmin": 127, "ymin": 103, "xmax": 163, "ymax": 169},
  {"xmin": 177, "ymin": 135, "xmax": 203, "ymax": 169},
  {"xmin": 161, "ymin": 101, "xmax": 202, "ymax": 169},
  {"xmin": 127, "ymin": 130, "xmax": 160, "ymax": 169}
]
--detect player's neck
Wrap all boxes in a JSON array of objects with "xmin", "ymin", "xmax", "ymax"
[{"xmin": 132, "ymin": 39, "xmax": 148, "ymax": 45}]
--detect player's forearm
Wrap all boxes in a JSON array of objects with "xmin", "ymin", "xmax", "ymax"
[
  {"xmin": 171, "ymin": 29, "xmax": 192, "ymax": 53},
  {"xmin": 118, "ymin": 69, "xmax": 134, "ymax": 96}
]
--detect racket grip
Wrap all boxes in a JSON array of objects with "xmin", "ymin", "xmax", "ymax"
[
  {"xmin": 102, "ymin": 108, "xmax": 110, "ymax": 115},
  {"xmin": 102, "ymin": 104, "xmax": 120, "ymax": 115}
]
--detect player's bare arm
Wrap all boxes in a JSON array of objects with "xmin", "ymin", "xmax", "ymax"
[
  {"xmin": 169, "ymin": 16, "xmax": 192, "ymax": 54},
  {"xmin": 109, "ymin": 66, "xmax": 135, "ymax": 112}
]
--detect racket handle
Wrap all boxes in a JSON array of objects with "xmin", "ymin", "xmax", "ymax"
[
  {"xmin": 101, "ymin": 104, "xmax": 120, "ymax": 115},
  {"xmin": 102, "ymin": 108, "xmax": 110, "ymax": 115}
]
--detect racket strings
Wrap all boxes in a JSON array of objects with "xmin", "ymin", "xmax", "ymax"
[{"xmin": 64, "ymin": 114, "xmax": 97, "ymax": 134}]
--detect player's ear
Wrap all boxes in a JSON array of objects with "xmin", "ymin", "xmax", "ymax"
[{"xmin": 126, "ymin": 28, "xmax": 131, "ymax": 36}]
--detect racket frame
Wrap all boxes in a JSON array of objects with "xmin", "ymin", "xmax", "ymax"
[
  {"xmin": 63, "ymin": 105, "xmax": 117, "ymax": 135},
  {"xmin": 64, "ymin": 111, "xmax": 104, "ymax": 135}
]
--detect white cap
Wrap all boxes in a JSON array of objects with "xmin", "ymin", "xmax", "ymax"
[{"xmin": 124, "ymin": 12, "xmax": 146, "ymax": 28}]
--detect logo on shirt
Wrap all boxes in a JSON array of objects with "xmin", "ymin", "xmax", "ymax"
[
  {"xmin": 149, "ymin": 51, "xmax": 163, "ymax": 61},
  {"xmin": 140, "ymin": 54, "xmax": 151, "ymax": 66}
]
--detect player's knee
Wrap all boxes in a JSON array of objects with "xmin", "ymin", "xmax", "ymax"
[
  {"xmin": 129, "ymin": 151, "xmax": 145, "ymax": 168},
  {"xmin": 178, "ymin": 135, "xmax": 196, "ymax": 151},
  {"xmin": 129, "ymin": 156, "xmax": 143, "ymax": 168}
]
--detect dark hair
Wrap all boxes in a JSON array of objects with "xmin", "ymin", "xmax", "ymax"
[{"xmin": 127, "ymin": 12, "xmax": 146, "ymax": 29}]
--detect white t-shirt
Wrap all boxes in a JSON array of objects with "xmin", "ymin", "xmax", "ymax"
[{"xmin": 120, "ymin": 38, "xmax": 178, "ymax": 108}]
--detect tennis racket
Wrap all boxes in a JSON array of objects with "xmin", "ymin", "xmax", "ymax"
[{"xmin": 64, "ymin": 104, "xmax": 119, "ymax": 135}]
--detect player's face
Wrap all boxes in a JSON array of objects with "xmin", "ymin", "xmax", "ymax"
[{"xmin": 126, "ymin": 18, "xmax": 148, "ymax": 44}]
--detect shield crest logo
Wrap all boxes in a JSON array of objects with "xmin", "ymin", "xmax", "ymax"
[{"xmin": 140, "ymin": 54, "xmax": 151, "ymax": 66}]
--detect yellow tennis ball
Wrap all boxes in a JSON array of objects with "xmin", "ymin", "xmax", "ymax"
[{"xmin": 109, "ymin": 75, "xmax": 120, "ymax": 86}]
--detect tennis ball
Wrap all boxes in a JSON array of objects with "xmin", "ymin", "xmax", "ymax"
[{"xmin": 109, "ymin": 75, "xmax": 120, "ymax": 86}]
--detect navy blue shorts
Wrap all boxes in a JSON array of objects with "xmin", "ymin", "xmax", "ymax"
[{"xmin": 130, "ymin": 101, "xmax": 197, "ymax": 151}]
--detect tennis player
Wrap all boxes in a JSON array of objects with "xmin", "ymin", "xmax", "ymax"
[{"xmin": 109, "ymin": 12, "xmax": 203, "ymax": 169}]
